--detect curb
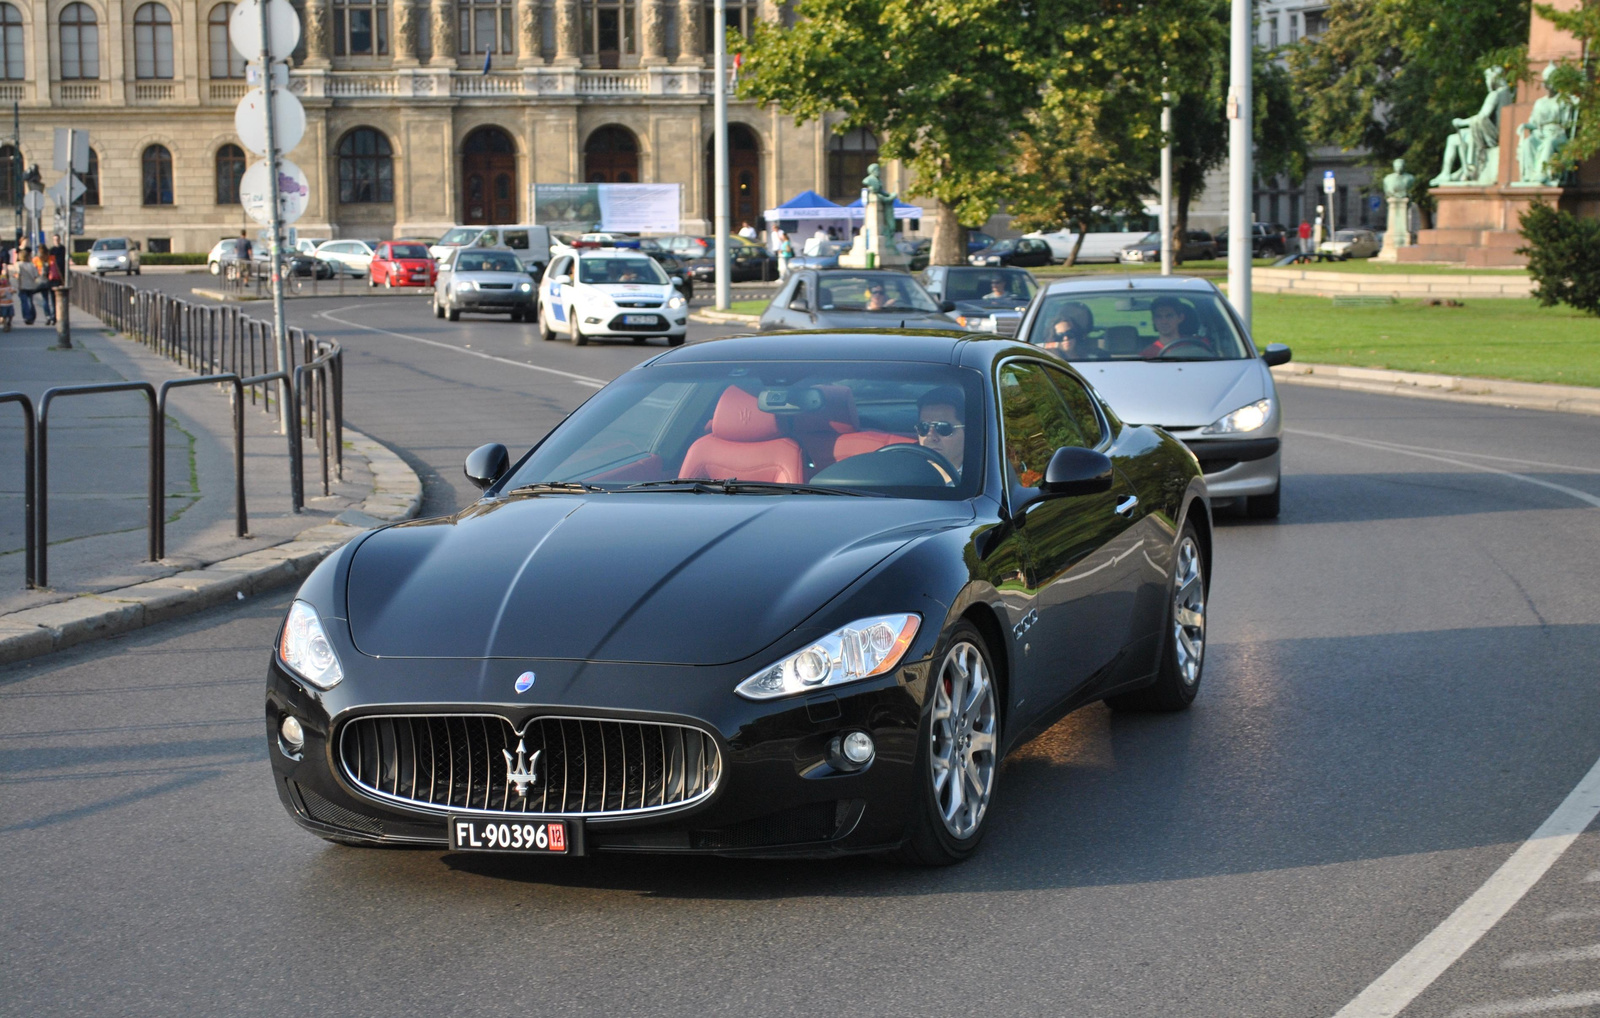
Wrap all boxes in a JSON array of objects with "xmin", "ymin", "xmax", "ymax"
[
  {"xmin": 1272, "ymin": 362, "xmax": 1600, "ymax": 416},
  {"xmin": 0, "ymin": 429, "xmax": 423, "ymax": 666},
  {"xmin": 190, "ymin": 286, "xmax": 433, "ymax": 303},
  {"xmin": 690, "ymin": 308, "xmax": 760, "ymax": 326}
]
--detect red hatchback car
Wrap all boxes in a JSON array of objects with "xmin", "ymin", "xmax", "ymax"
[{"xmin": 369, "ymin": 241, "xmax": 436, "ymax": 288}]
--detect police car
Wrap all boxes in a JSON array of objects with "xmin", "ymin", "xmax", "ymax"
[{"xmin": 538, "ymin": 243, "xmax": 690, "ymax": 346}]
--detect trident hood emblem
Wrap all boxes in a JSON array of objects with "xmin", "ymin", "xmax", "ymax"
[{"xmin": 502, "ymin": 739, "xmax": 541, "ymax": 798}]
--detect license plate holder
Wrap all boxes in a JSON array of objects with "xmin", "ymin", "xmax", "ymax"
[
  {"xmin": 447, "ymin": 815, "xmax": 582, "ymax": 855},
  {"xmin": 622, "ymin": 314, "xmax": 657, "ymax": 325}
]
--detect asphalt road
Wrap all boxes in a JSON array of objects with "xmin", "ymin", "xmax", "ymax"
[{"xmin": 6, "ymin": 291, "xmax": 1600, "ymax": 1017}]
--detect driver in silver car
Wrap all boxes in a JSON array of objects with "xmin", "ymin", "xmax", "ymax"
[{"xmin": 1144, "ymin": 296, "xmax": 1206, "ymax": 359}]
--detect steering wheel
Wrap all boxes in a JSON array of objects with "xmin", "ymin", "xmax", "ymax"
[
  {"xmin": 1157, "ymin": 338, "xmax": 1215, "ymax": 358},
  {"xmin": 878, "ymin": 442, "xmax": 957, "ymax": 484}
]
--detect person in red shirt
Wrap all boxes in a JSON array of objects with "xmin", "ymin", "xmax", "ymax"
[
  {"xmin": 1141, "ymin": 296, "xmax": 1198, "ymax": 359},
  {"xmin": 1297, "ymin": 220, "xmax": 1312, "ymax": 254}
]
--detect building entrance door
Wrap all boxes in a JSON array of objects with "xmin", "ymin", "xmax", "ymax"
[
  {"xmin": 462, "ymin": 127, "xmax": 517, "ymax": 225},
  {"xmin": 585, "ymin": 126, "xmax": 639, "ymax": 182},
  {"xmin": 704, "ymin": 125, "xmax": 760, "ymax": 227}
]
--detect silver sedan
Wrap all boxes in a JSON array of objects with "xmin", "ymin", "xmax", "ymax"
[
  {"xmin": 1014, "ymin": 275, "xmax": 1290, "ymax": 518},
  {"xmin": 433, "ymin": 246, "xmax": 537, "ymax": 322}
]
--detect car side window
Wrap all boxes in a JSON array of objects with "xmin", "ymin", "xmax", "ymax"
[
  {"xmin": 998, "ymin": 360, "xmax": 1098, "ymax": 491},
  {"xmin": 504, "ymin": 230, "xmax": 529, "ymax": 250},
  {"xmin": 1040, "ymin": 366, "xmax": 1105, "ymax": 448}
]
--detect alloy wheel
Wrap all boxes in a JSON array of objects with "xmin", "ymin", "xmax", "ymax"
[
  {"xmin": 929, "ymin": 640, "xmax": 998, "ymax": 839},
  {"xmin": 1171, "ymin": 537, "xmax": 1205, "ymax": 686}
]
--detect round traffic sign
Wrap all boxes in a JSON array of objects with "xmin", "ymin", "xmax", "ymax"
[
  {"xmin": 230, "ymin": 0, "xmax": 300, "ymax": 62},
  {"xmin": 239, "ymin": 157, "xmax": 310, "ymax": 226},
  {"xmin": 235, "ymin": 87, "xmax": 306, "ymax": 156},
  {"xmin": 22, "ymin": 191, "xmax": 43, "ymax": 213}
]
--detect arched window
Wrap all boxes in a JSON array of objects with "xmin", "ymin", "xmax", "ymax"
[
  {"xmin": 338, "ymin": 128, "xmax": 393, "ymax": 203},
  {"xmin": 0, "ymin": 4, "xmax": 23, "ymax": 80},
  {"xmin": 333, "ymin": 0, "xmax": 388, "ymax": 55},
  {"xmin": 81, "ymin": 148, "xmax": 99, "ymax": 205},
  {"xmin": 0, "ymin": 144, "xmax": 17, "ymax": 207},
  {"xmin": 827, "ymin": 127, "xmax": 878, "ymax": 202},
  {"xmin": 134, "ymin": 4, "xmax": 174, "ymax": 79},
  {"xmin": 584, "ymin": 125, "xmax": 638, "ymax": 182},
  {"xmin": 142, "ymin": 144, "xmax": 173, "ymax": 205},
  {"xmin": 215, "ymin": 144, "xmax": 245, "ymax": 204},
  {"xmin": 59, "ymin": 3, "xmax": 99, "ymax": 80},
  {"xmin": 208, "ymin": 4, "xmax": 245, "ymax": 77},
  {"xmin": 459, "ymin": 0, "xmax": 511, "ymax": 54}
]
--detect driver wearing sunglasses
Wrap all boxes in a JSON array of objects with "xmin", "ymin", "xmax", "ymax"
[
  {"xmin": 916, "ymin": 386, "xmax": 966, "ymax": 480},
  {"xmin": 865, "ymin": 282, "xmax": 897, "ymax": 310}
]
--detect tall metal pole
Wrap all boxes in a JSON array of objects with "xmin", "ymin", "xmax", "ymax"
[
  {"xmin": 257, "ymin": 0, "xmax": 293, "ymax": 462},
  {"xmin": 712, "ymin": 0, "xmax": 730, "ymax": 310},
  {"xmin": 1226, "ymin": 0, "xmax": 1252, "ymax": 330},
  {"xmin": 1160, "ymin": 85, "xmax": 1172, "ymax": 277},
  {"xmin": 11, "ymin": 102, "xmax": 19, "ymax": 245}
]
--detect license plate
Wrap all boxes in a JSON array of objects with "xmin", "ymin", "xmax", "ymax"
[
  {"xmin": 447, "ymin": 815, "xmax": 580, "ymax": 854},
  {"xmin": 622, "ymin": 314, "xmax": 657, "ymax": 325}
]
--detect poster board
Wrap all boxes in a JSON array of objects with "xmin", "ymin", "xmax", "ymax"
[{"xmin": 533, "ymin": 183, "xmax": 681, "ymax": 233}]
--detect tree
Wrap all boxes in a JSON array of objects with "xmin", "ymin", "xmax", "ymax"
[
  {"xmin": 1518, "ymin": 201, "xmax": 1600, "ymax": 315},
  {"xmin": 737, "ymin": 0, "xmax": 1037, "ymax": 265},
  {"xmin": 1289, "ymin": 0, "xmax": 1531, "ymax": 218}
]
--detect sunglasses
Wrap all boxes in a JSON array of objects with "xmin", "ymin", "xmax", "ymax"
[{"xmin": 915, "ymin": 420, "xmax": 963, "ymax": 438}]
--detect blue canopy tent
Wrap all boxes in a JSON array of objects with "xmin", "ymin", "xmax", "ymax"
[
  {"xmin": 845, "ymin": 196, "xmax": 927, "ymax": 223},
  {"xmin": 763, "ymin": 190, "xmax": 847, "ymax": 221}
]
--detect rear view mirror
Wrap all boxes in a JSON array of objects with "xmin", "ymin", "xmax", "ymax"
[
  {"xmin": 464, "ymin": 443, "xmax": 510, "ymax": 490},
  {"xmin": 1039, "ymin": 447, "xmax": 1113, "ymax": 497},
  {"xmin": 940, "ymin": 299, "xmax": 957, "ymax": 313},
  {"xmin": 1262, "ymin": 343, "xmax": 1292, "ymax": 367}
]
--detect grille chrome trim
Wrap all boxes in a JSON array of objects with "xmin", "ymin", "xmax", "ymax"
[{"xmin": 338, "ymin": 713, "xmax": 723, "ymax": 819}]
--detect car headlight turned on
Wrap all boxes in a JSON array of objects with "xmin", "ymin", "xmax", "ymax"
[
  {"xmin": 667, "ymin": 294, "xmax": 687, "ymax": 309},
  {"xmin": 1202, "ymin": 397, "xmax": 1273, "ymax": 435},
  {"xmin": 519, "ymin": 282, "xmax": 532, "ymax": 292},
  {"xmin": 279, "ymin": 600, "xmax": 344, "ymax": 689},
  {"xmin": 736, "ymin": 614, "xmax": 920, "ymax": 700}
]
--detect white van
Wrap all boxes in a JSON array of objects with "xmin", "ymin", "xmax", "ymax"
[{"xmin": 430, "ymin": 225, "xmax": 552, "ymax": 273}]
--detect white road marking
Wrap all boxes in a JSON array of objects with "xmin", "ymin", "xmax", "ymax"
[
  {"xmin": 1290, "ymin": 428, "xmax": 1600, "ymax": 511},
  {"xmin": 1545, "ymin": 908, "xmax": 1600, "ymax": 923},
  {"xmin": 1502, "ymin": 943, "xmax": 1600, "ymax": 968},
  {"xmin": 316, "ymin": 305, "xmax": 611, "ymax": 389},
  {"xmin": 1448, "ymin": 990, "xmax": 1600, "ymax": 1017},
  {"xmin": 1331, "ymin": 753, "xmax": 1600, "ymax": 1018},
  {"xmin": 1586, "ymin": 871, "xmax": 1600, "ymax": 883}
]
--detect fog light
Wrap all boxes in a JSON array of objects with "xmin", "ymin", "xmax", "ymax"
[
  {"xmin": 280, "ymin": 715, "xmax": 305, "ymax": 751},
  {"xmin": 841, "ymin": 731, "xmax": 875, "ymax": 765}
]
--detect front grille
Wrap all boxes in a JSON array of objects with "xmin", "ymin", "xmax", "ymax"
[
  {"xmin": 339, "ymin": 714, "xmax": 722, "ymax": 817},
  {"xmin": 616, "ymin": 300, "xmax": 663, "ymax": 309},
  {"xmin": 479, "ymin": 283, "xmax": 515, "ymax": 290}
]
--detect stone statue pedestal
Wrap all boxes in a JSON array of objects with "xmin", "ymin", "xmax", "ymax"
[
  {"xmin": 1375, "ymin": 196, "xmax": 1412, "ymax": 261},
  {"xmin": 838, "ymin": 192, "xmax": 910, "ymax": 269}
]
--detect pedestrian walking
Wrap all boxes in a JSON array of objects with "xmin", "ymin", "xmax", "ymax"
[
  {"xmin": 776, "ymin": 230, "xmax": 794, "ymax": 278},
  {"xmin": 33, "ymin": 247, "xmax": 55, "ymax": 325},
  {"xmin": 45, "ymin": 233, "xmax": 67, "ymax": 324},
  {"xmin": 0, "ymin": 258, "xmax": 15, "ymax": 333},
  {"xmin": 1297, "ymin": 221, "xmax": 1312, "ymax": 255},
  {"xmin": 15, "ymin": 243, "xmax": 39, "ymax": 325},
  {"xmin": 737, "ymin": 221, "xmax": 757, "ymax": 241}
]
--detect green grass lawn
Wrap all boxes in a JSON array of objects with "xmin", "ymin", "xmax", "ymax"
[
  {"xmin": 726, "ymin": 298, "xmax": 768, "ymax": 316},
  {"xmin": 1274, "ymin": 258, "xmax": 1528, "ymax": 275},
  {"xmin": 1252, "ymin": 294, "xmax": 1600, "ymax": 387}
]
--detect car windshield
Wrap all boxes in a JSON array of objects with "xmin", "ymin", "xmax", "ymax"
[
  {"xmin": 579, "ymin": 257, "xmax": 669, "ymax": 284},
  {"xmin": 817, "ymin": 274, "xmax": 940, "ymax": 312},
  {"xmin": 1024, "ymin": 290, "xmax": 1255, "ymax": 361},
  {"xmin": 92, "ymin": 239, "xmax": 126, "ymax": 251},
  {"xmin": 943, "ymin": 269, "xmax": 1037, "ymax": 302},
  {"xmin": 390, "ymin": 243, "xmax": 429, "ymax": 259},
  {"xmin": 984, "ymin": 240, "xmax": 1017, "ymax": 254},
  {"xmin": 1134, "ymin": 232, "xmax": 1161, "ymax": 245},
  {"xmin": 503, "ymin": 361, "xmax": 984, "ymax": 500},
  {"xmin": 438, "ymin": 228, "xmax": 481, "ymax": 246},
  {"xmin": 456, "ymin": 252, "xmax": 523, "ymax": 272}
]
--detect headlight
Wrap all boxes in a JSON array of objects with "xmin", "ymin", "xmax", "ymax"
[
  {"xmin": 667, "ymin": 294, "xmax": 686, "ymax": 309},
  {"xmin": 1202, "ymin": 398, "xmax": 1273, "ymax": 435},
  {"xmin": 460, "ymin": 279, "xmax": 477, "ymax": 290},
  {"xmin": 278, "ymin": 600, "xmax": 344, "ymax": 689},
  {"xmin": 736, "ymin": 614, "xmax": 920, "ymax": 701},
  {"xmin": 519, "ymin": 282, "xmax": 532, "ymax": 292}
]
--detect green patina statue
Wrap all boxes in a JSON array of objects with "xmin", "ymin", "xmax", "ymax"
[
  {"xmin": 1515, "ymin": 63, "xmax": 1579, "ymax": 187},
  {"xmin": 1431, "ymin": 67, "xmax": 1516, "ymax": 187},
  {"xmin": 862, "ymin": 162, "xmax": 896, "ymax": 240}
]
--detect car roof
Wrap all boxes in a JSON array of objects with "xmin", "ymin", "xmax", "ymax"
[
  {"xmin": 1039, "ymin": 274, "xmax": 1219, "ymax": 295},
  {"xmin": 572, "ymin": 248, "xmax": 657, "ymax": 259},
  {"xmin": 649, "ymin": 331, "xmax": 977, "ymax": 365}
]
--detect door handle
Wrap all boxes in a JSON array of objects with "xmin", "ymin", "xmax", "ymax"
[{"xmin": 1115, "ymin": 495, "xmax": 1139, "ymax": 517}]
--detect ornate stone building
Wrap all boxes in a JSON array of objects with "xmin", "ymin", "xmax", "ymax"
[{"xmin": 0, "ymin": 0, "xmax": 899, "ymax": 251}]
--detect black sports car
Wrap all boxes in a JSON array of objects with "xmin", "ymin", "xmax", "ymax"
[{"xmin": 267, "ymin": 332, "xmax": 1211, "ymax": 863}]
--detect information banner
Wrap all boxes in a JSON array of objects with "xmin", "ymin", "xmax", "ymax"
[{"xmin": 533, "ymin": 183, "xmax": 681, "ymax": 233}]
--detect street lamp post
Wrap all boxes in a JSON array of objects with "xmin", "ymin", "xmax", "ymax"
[
  {"xmin": 1160, "ymin": 84, "xmax": 1172, "ymax": 277},
  {"xmin": 1226, "ymin": 0, "xmax": 1252, "ymax": 330},
  {"xmin": 712, "ymin": 0, "xmax": 730, "ymax": 310}
]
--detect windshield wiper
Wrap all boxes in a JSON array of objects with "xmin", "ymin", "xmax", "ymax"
[
  {"xmin": 625, "ymin": 478, "xmax": 872, "ymax": 496},
  {"xmin": 504, "ymin": 481, "xmax": 609, "ymax": 495}
]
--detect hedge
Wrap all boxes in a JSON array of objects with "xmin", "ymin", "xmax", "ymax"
[{"xmin": 69, "ymin": 251, "xmax": 209, "ymax": 265}]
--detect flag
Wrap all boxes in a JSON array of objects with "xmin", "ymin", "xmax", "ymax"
[
  {"xmin": 730, "ymin": 52, "xmax": 742, "ymax": 90},
  {"xmin": 483, "ymin": 49, "xmax": 492, "ymax": 75}
]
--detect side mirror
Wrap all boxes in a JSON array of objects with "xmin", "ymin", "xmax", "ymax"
[
  {"xmin": 788, "ymin": 297, "xmax": 809, "ymax": 312},
  {"xmin": 940, "ymin": 299, "xmax": 957, "ymax": 313},
  {"xmin": 671, "ymin": 275, "xmax": 685, "ymax": 288},
  {"xmin": 552, "ymin": 273, "xmax": 571, "ymax": 284},
  {"xmin": 1261, "ymin": 343, "xmax": 1292, "ymax": 367},
  {"xmin": 1039, "ymin": 447, "xmax": 1113, "ymax": 497},
  {"xmin": 464, "ymin": 442, "xmax": 510, "ymax": 490}
]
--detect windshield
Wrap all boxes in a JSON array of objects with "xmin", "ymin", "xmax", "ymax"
[
  {"xmin": 504, "ymin": 361, "xmax": 984, "ymax": 500},
  {"xmin": 944, "ymin": 269, "xmax": 1037, "ymax": 302},
  {"xmin": 390, "ymin": 243, "xmax": 430, "ymax": 259},
  {"xmin": 456, "ymin": 251, "xmax": 523, "ymax": 273},
  {"xmin": 92, "ymin": 239, "xmax": 126, "ymax": 251},
  {"xmin": 579, "ymin": 257, "xmax": 669, "ymax": 284},
  {"xmin": 438, "ymin": 227, "xmax": 481, "ymax": 246},
  {"xmin": 1024, "ymin": 289, "xmax": 1255, "ymax": 361},
  {"xmin": 817, "ymin": 274, "xmax": 940, "ymax": 313}
]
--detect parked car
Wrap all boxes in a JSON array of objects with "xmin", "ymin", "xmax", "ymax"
[
  {"xmin": 434, "ymin": 246, "xmax": 538, "ymax": 322},
  {"xmin": 264, "ymin": 331, "xmax": 1213, "ymax": 863},
  {"xmin": 314, "ymin": 239, "xmax": 381, "ymax": 277},
  {"xmin": 785, "ymin": 240, "xmax": 848, "ymax": 273},
  {"xmin": 294, "ymin": 238, "xmax": 330, "ymax": 256},
  {"xmin": 1024, "ymin": 230, "xmax": 1143, "ymax": 264},
  {"xmin": 252, "ymin": 249, "xmax": 330, "ymax": 279},
  {"xmin": 896, "ymin": 237, "xmax": 931, "ymax": 271},
  {"xmin": 968, "ymin": 237, "xmax": 1053, "ymax": 268},
  {"xmin": 920, "ymin": 266, "xmax": 1038, "ymax": 336},
  {"xmin": 1016, "ymin": 274, "xmax": 1291, "ymax": 517},
  {"xmin": 966, "ymin": 231, "xmax": 996, "ymax": 253},
  {"xmin": 207, "ymin": 237, "xmax": 249, "ymax": 275},
  {"xmin": 664, "ymin": 235, "xmax": 779, "ymax": 283},
  {"xmin": 1216, "ymin": 223, "xmax": 1288, "ymax": 257},
  {"xmin": 1119, "ymin": 230, "xmax": 1219, "ymax": 264},
  {"xmin": 759, "ymin": 269, "xmax": 962, "ymax": 332},
  {"xmin": 640, "ymin": 248, "xmax": 695, "ymax": 301},
  {"xmin": 1320, "ymin": 229, "xmax": 1381, "ymax": 260},
  {"xmin": 87, "ymin": 237, "xmax": 141, "ymax": 276},
  {"xmin": 369, "ymin": 240, "xmax": 437, "ymax": 288},
  {"xmin": 430, "ymin": 225, "xmax": 552, "ymax": 275}
]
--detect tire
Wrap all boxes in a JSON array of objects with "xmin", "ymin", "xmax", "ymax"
[
  {"xmin": 447, "ymin": 305, "xmax": 461, "ymax": 322},
  {"xmin": 368, "ymin": 274, "xmax": 377, "ymax": 288},
  {"xmin": 539, "ymin": 308, "xmax": 556, "ymax": 341},
  {"xmin": 384, "ymin": 274, "xmax": 393, "ymax": 289},
  {"xmin": 1246, "ymin": 483, "xmax": 1281, "ymax": 520},
  {"xmin": 667, "ymin": 335, "xmax": 685, "ymax": 347},
  {"xmin": 568, "ymin": 311, "xmax": 587, "ymax": 346},
  {"xmin": 632, "ymin": 334, "xmax": 647, "ymax": 344},
  {"xmin": 892, "ymin": 621, "xmax": 1001, "ymax": 866},
  {"xmin": 433, "ymin": 298, "xmax": 444, "ymax": 319},
  {"xmin": 209, "ymin": 261, "xmax": 220, "ymax": 275},
  {"xmin": 1106, "ymin": 523, "xmax": 1207, "ymax": 713},
  {"xmin": 509, "ymin": 308, "xmax": 523, "ymax": 323}
]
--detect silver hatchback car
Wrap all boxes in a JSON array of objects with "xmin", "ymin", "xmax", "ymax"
[
  {"xmin": 433, "ymin": 246, "xmax": 536, "ymax": 321},
  {"xmin": 87, "ymin": 237, "xmax": 141, "ymax": 276},
  {"xmin": 1014, "ymin": 276, "xmax": 1291, "ymax": 518}
]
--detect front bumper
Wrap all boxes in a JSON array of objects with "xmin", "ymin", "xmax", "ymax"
[
  {"xmin": 580, "ymin": 309, "xmax": 688, "ymax": 335},
  {"xmin": 454, "ymin": 291, "xmax": 534, "ymax": 310},
  {"xmin": 1178, "ymin": 436, "xmax": 1281, "ymax": 498},
  {"xmin": 265, "ymin": 653, "xmax": 928, "ymax": 857}
]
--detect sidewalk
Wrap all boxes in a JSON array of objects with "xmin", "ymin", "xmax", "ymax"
[{"xmin": 0, "ymin": 308, "xmax": 421, "ymax": 662}]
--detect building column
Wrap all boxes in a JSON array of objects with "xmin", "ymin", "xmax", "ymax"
[
  {"xmin": 430, "ymin": 0, "xmax": 458, "ymax": 65},
  {"xmin": 554, "ymin": 0, "xmax": 580, "ymax": 64},
  {"xmin": 517, "ymin": 0, "xmax": 541, "ymax": 66},
  {"xmin": 675, "ymin": 0, "xmax": 701, "ymax": 63},
  {"xmin": 641, "ymin": 0, "xmax": 667, "ymax": 64},
  {"xmin": 395, "ymin": 0, "xmax": 423, "ymax": 64},
  {"xmin": 303, "ymin": 0, "xmax": 331, "ymax": 65}
]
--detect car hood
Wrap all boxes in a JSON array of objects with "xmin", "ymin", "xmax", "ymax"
[
  {"xmin": 812, "ymin": 309, "xmax": 963, "ymax": 331},
  {"xmin": 453, "ymin": 270, "xmax": 532, "ymax": 284},
  {"xmin": 1070, "ymin": 359, "xmax": 1269, "ymax": 429},
  {"xmin": 345, "ymin": 495, "xmax": 970, "ymax": 664},
  {"xmin": 586, "ymin": 283, "xmax": 672, "ymax": 298},
  {"xmin": 953, "ymin": 298, "xmax": 1030, "ymax": 314}
]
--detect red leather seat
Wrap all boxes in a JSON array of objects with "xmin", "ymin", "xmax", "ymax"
[
  {"xmin": 679, "ymin": 387, "xmax": 806, "ymax": 484},
  {"xmin": 834, "ymin": 429, "xmax": 915, "ymax": 462},
  {"xmin": 793, "ymin": 385, "xmax": 860, "ymax": 474}
]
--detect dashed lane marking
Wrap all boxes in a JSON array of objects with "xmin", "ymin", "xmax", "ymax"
[
  {"xmin": 1448, "ymin": 989, "xmax": 1600, "ymax": 1017},
  {"xmin": 316, "ymin": 305, "xmax": 610, "ymax": 389},
  {"xmin": 1501, "ymin": 943, "xmax": 1600, "ymax": 969}
]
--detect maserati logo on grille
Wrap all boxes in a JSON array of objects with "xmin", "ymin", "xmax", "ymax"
[
  {"xmin": 503, "ymin": 739, "xmax": 541, "ymax": 797},
  {"xmin": 514, "ymin": 671, "xmax": 536, "ymax": 693}
]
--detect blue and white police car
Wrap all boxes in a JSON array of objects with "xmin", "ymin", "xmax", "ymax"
[{"xmin": 538, "ymin": 244, "xmax": 690, "ymax": 347}]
